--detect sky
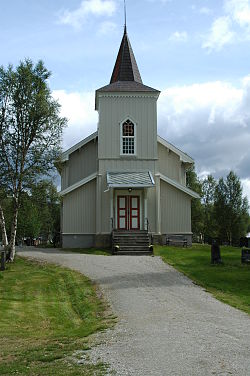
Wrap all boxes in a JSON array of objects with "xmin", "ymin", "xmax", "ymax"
[{"xmin": 1, "ymin": 0, "xmax": 250, "ymax": 202}]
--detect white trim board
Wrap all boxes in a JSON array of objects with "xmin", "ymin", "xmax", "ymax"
[
  {"xmin": 60, "ymin": 173, "xmax": 97, "ymax": 196},
  {"xmin": 158, "ymin": 173, "xmax": 200, "ymax": 199}
]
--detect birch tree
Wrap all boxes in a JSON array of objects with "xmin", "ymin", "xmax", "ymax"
[
  {"xmin": 214, "ymin": 171, "xmax": 249, "ymax": 245},
  {"xmin": 0, "ymin": 59, "xmax": 66, "ymax": 260}
]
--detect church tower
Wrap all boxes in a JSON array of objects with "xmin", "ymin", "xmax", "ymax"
[{"xmin": 95, "ymin": 27, "xmax": 160, "ymax": 162}]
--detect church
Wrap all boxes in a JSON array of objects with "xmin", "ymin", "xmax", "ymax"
[{"xmin": 60, "ymin": 26, "xmax": 199, "ymax": 253}]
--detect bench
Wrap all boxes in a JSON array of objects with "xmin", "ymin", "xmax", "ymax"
[
  {"xmin": 241, "ymin": 248, "xmax": 250, "ymax": 264},
  {"xmin": 166, "ymin": 235, "xmax": 187, "ymax": 248}
]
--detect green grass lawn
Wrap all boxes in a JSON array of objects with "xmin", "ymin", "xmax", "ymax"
[
  {"xmin": 0, "ymin": 257, "xmax": 114, "ymax": 375},
  {"xmin": 154, "ymin": 244, "xmax": 250, "ymax": 314}
]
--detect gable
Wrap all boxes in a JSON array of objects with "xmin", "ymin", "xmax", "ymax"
[
  {"xmin": 61, "ymin": 131, "xmax": 98, "ymax": 162},
  {"xmin": 157, "ymin": 135, "xmax": 194, "ymax": 164}
]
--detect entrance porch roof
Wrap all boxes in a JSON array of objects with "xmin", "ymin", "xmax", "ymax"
[{"xmin": 107, "ymin": 171, "xmax": 155, "ymax": 188}]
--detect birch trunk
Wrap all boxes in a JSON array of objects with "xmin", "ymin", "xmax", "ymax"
[
  {"xmin": 0, "ymin": 204, "xmax": 8, "ymax": 247},
  {"xmin": 8, "ymin": 199, "xmax": 19, "ymax": 261}
]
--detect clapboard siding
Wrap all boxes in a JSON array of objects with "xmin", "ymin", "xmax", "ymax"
[
  {"xmin": 147, "ymin": 187, "xmax": 157, "ymax": 233},
  {"xmin": 160, "ymin": 180, "xmax": 191, "ymax": 233},
  {"xmin": 62, "ymin": 179, "xmax": 96, "ymax": 234},
  {"xmin": 99, "ymin": 159, "xmax": 156, "ymax": 175},
  {"xmin": 98, "ymin": 94, "xmax": 158, "ymax": 160},
  {"xmin": 158, "ymin": 142, "xmax": 183, "ymax": 183},
  {"xmin": 61, "ymin": 140, "xmax": 98, "ymax": 190},
  {"xmin": 61, "ymin": 165, "xmax": 69, "ymax": 190}
]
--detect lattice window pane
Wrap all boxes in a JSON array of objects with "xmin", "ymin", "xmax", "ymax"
[
  {"xmin": 122, "ymin": 137, "xmax": 134, "ymax": 154},
  {"xmin": 121, "ymin": 119, "xmax": 135, "ymax": 154}
]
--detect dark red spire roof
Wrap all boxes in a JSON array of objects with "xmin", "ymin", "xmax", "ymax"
[
  {"xmin": 95, "ymin": 28, "xmax": 160, "ymax": 108},
  {"xmin": 110, "ymin": 27, "xmax": 142, "ymax": 84}
]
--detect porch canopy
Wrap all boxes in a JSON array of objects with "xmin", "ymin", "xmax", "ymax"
[{"xmin": 107, "ymin": 171, "xmax": 155, "ymax": 188}]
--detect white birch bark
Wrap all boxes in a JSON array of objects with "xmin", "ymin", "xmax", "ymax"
[
  {"xmin": 0, "ymin": 203, "xmax": 8, "ymax": 247},
  {"xmin": 8, "ymin": 200, "xmax": 18, "ymax": 261}
]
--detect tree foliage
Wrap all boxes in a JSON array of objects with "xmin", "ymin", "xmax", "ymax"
[
  {"xmin": 0, "ymin": 180, "xmax": 60, "ymax": 245},
  {"xmin": 202, "ymin": 175, "xmax": 217, "ymax": 241},
  {"xmin": 214, "ymin": 172, "xmax": 249, "ymax": 245},
  {"xmin": 189, "ymin": 168, "xmax": 249, "ymax": 245},
  {"xmin": 186, "ymin": 166, "xmax": 204, "ymax": 238},
  {"xmin": 0, "ymin": 59, "xmax": 66, "ymax": 260}
]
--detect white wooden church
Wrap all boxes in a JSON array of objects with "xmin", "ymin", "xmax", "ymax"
[{"xmin": 60, "ymin": 27, "xmax": 199, "ymax": 253}]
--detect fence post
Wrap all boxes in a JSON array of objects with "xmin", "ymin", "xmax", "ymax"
[{"xmin": 0, "ymin": 251, "xmax": 6, "ymax": 271}]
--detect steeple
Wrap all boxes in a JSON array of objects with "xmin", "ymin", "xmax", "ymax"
[
  {"xmin": 110, "ymin": 27, "xmax": 143, "ymax": 84},
  {"xmin": 95, "ymin": 18, "xmax": 160, "ymax": 110}
]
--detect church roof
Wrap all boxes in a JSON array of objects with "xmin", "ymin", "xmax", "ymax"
[
  {"xmin": 110, "ymin": 26, "xmax": 142, "ymax": 84},
  {"xmin": 97, "ymin": 81, "xmax": 159, "ymax": 93},
  {"xmin": 107, "ymin": 171, "xmax": 155, "ymax": 188},
  {"xmin": 96, "ymin": 27, "xmax": 160, "ymax": 98}
]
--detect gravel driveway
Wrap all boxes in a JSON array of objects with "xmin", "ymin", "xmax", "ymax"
[{"xmin": 18, "ymin": 247, "xmax": 250, "ymax": 376}]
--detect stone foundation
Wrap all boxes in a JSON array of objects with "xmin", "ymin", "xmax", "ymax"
[
  {"xmin": 62, "ymin": 232, "xmax": 192, "ymax": 249},
  {"xmin": 62, "ymin": 234, "xmax": 95, "ymax": 248}
]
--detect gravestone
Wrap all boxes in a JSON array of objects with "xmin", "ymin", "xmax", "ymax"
[
  {"xmin": 240, "ymin": 237, "xmax": 250, "ymax": 248},
  {"xmin": 241, "ymin": 248, "xmax": 250, "ymax": 264},
  {"xmin": 211, "ymin": 241, "xmax": 222, "ymax": 264}
]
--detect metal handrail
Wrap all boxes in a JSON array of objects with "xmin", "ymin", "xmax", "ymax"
[
  {"xmin": 110, "ymin": 217, "xmax": 114, "ymax": 231},
  {"xmin": 145, "ymin": 218, "xmax": 153, "ymax": 245}
]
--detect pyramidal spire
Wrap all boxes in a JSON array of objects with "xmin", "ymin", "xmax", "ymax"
[
  {"xmin": 124, "ymin": 0, "xmax": 127, "ymax": 32},
  {"xmin": 110, "ymin": 13, "xmax": 142, "ymax": 84}
]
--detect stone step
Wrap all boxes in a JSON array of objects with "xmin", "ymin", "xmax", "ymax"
[
  {"xmin": 114, "ymin": 246, "xmax": 152, "ymax": 252},
  {"xmin": 113, "ymin": 234, "xmax": 149, "ymax": 237},
  {"xmin": 112, "ymin": 230, "xmax": 153, "ymax": 256},
  {"xmin": 113, "ymin": 238, "xmax": 149, "ymax": 242}
]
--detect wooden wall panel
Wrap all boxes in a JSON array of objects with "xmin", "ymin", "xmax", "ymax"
[{"xmin": 62, "ymin": 179, "xmax": 96, "ymax": 234}]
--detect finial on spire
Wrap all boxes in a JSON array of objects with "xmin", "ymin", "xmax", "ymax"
[{"xmin": 124, "ymin": 0, "xmax": 127, "ymax": 33}]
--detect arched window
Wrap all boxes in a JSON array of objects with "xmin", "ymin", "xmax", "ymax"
[{"xmin": 121, "ymin": 119, "xmax": 136, "ymax": 155}]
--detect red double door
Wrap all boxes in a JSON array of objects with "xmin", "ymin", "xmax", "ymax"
[{"xmin": 117, "ymin": 195, "xmax": 140, "ymax": 230}]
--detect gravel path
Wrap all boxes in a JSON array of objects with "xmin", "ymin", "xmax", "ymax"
[{"xmin": 18, "ymin": 247, "xmax": 250, "ymax": 376}]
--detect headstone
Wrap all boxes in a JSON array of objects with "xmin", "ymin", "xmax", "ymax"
[
  {"xmin": 0, "ymin": 251, "xmax": 6, "ymax": 271},
  {"xmin": 211, "ymin": 241, "xmax": 222, "ymax": 264},
  {"xmin": 241, "ymin": 248, "xmax": 250, "ymax": 264},
  {"xmin": 240, "ymin": 237, "xmax": 250, "ymax": 248}
]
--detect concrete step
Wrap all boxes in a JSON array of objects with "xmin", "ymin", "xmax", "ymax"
[{"xmin": 112, "ymin": 230, "xmax": 153, "ymax": 256}]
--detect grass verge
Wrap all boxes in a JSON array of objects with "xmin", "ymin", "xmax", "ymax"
[
  {"xmin": 154, "ymin": 244, "xmax": 250, "ymax": 314},
  {"xmin": 0, "ymin": 257, "xmax": 114, "ymax": 375}
]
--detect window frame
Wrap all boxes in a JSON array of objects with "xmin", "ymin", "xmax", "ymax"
[{"xmin": 120, "ymin": 118, "xmax": 137, "ymax": 156}]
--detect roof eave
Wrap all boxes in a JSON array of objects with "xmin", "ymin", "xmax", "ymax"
[{"xmin": 108, "ymin": 184, "xmax": 155, "ymax": 188}]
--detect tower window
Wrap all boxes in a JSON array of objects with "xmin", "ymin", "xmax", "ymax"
[{"xmin": 121, "ymin": 119, "xmax": 136, "ymax": 155}]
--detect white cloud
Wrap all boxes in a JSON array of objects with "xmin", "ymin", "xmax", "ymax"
[
  {"xmin": 169, "ymin": 31, "xmax": 188, "ymax": 42},
  {"xmin": 202, "ymin": 16, "xmax": 235, "ymax": 51},
  {"xmin": 58, "ymin": 0, "xmax": 116, "ymax": 30},
  {"xmin": 53, "ymin": 90, "xmax": 98, "ymax": 149},
  {"xmin": 242, "ymin": 179, "xmax": 250, "ymax": 202},
  {"xmin": 157, "ymin": 77, "xmax": 250, "ymax": 201},
  {"xmin": 203, "ymin": 0, "xmax": 250, "ymax": 51},
  {"xmin": 157, "ymin": 77, "xmax": 250, "ymax": 182},
  {"xmin": 225, "ymin": 0, "xmax": 250, "ymax": 28}
]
